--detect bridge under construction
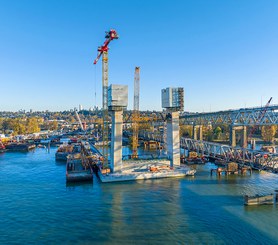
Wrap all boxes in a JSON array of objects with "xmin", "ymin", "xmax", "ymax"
[{"xmin": 93, "ymin": 29, "xmax": 278, "ymax": 180}]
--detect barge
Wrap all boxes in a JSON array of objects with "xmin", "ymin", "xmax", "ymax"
[
  {"xmin": 244, "ymin": 193, "xmax": 277, "ymax": 206},
  {"xmin": 66, "ymin": 154, "xmax": 93, "ymax": 182},
  {"xmin": 55, "ymin": 144, "xmax": 80, "ymax": 161},
  {"xmin": 5, "ymin": 143, "xmax": 36, "ymax": 152}
]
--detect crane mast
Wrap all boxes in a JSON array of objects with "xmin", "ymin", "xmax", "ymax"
[
  {"xmin": 75, "ymin": 109, "xmax": 84, "ymax": 131},
  {"xmin": 248, "ymin": 97, "xmax": 273, "ymax": 142},
  {"xmin": 93, "ymin": 30, "xmax": 118, "ymax": 166},
  {"xmin": 132, "ymin": 67, "xmax": 140, "ymax": 158}
]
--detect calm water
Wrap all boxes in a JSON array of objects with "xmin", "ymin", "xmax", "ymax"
[{"xmin": 1, "ymin": 147, "xmax": 278, "ymax": 245}]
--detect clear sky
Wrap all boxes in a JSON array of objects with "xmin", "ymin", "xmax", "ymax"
[{"xmin": 0, "ymin": 0, "xmax": 277, "ymax": 112}]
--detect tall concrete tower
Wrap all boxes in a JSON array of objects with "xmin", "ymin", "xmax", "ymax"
[
  {"xmin": 108, "ymin": 84, "xmax": 128, "ymax": 173},
  {"xmin": 161, "ymin": 87, "xmax": 184, "ymax": 168}
]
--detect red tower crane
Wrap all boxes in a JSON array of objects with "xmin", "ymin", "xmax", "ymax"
[{"xmin": 93, "ymin": 29, "xmax": 119, "ymax": 166}]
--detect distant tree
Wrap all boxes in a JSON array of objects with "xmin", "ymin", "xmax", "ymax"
[
  {"xmin": 48, "ymin": 121, "xmax": 58, "ymax": 131},
  {"xmin": 69, "ymin": 116, "xmax": 76, "ymax": 123},
  {"xmin": 37, "ymin": 117, "xmax": 44, "ymax": 124},
  {"xmin": 214, "ymin": 126, "xmax": 222, "ymax": 140},
  {"xmin": 203, "ymin": 126, "xmax": 213, "ymax": 141},
  {"xmin": 26, "ymin": 117, "xmax": 40, "ymax": 134},
  {"xmin": 0, "ymin": 118, "xmax": 4, "ymax": 132},
  {"xmin": 12, "ymin": 121, "xmax": 26, "ymax": 135},
  {"xmin": 2, "ymin": 119, "xmax": 14, "ymax": 134},
  {"xmin": 220, "ymin": 124, "xmax": 230, "ymax": 140},
  {"xmin": 261, "ymin": 125, "xmax": 277, "ymax": 142},
  {"xmin": 180, "ymin": 125, "xmax": 193, "ymax": 138}
]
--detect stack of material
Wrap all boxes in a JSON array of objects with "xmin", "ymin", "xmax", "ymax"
[
  {"xmin": 189, "ymin": 152, "xmax": 197, "ymax": 158},
  {"xmin": 227, "ymin": 162, "xmax": 238, "ymax": 172},
  {"xmin": 57, "ymin": 145, "xmax": 73, "ymax": 153}
]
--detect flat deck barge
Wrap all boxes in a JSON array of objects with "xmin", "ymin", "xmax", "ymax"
[
  {"xmin": 98, "ymin": 159, "xmax": 196, "ymax": 183},
  {"xmin": 66, "ymin": 155, "xmax": 93, "ymax": 182}
]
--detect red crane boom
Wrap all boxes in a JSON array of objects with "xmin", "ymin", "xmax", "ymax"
[{"xmin": 93, "ymin": 29, "xmax": 119, "ymax": 64}]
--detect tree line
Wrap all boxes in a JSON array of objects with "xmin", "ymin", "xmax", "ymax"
[{"xmin": 0, "ymin": 117, "xmax": 58, "ymax": 135}]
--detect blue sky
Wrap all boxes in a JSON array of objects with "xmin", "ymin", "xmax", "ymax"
[{"xmin": 0, "ymin": 0, "xmax": 277, "ymax": 112}]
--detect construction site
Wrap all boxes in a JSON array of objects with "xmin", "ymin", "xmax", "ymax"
[{"xmin": 92, "ymin": 29, "xmax": 195, "ymax": 182}]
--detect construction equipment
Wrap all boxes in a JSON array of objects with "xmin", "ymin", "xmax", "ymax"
[
  {"xmin": 248, "ymin": 97, "xmax": 273, "ymax": 143},
  {"xmin": 132, "ymin": 67, "xmax": 140, "ymax": 158},
  {"xmin": 93, "ymin": 29, "xmax": 119, "ymax": 166},
  {"xmin": 74, "ymin": 109, "xmax": 84, "ymax": 131}
]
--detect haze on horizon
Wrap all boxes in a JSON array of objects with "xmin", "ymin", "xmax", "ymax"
[{"xmin": 0, "ymin": 0, "xmax": 277, "ymax": 113}]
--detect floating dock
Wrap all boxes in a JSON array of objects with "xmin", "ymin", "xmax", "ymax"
[{"xmin": 98, "ymin": 159, "xmax": 196, "ymax": 183}]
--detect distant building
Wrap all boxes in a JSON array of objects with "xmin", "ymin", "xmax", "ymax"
[
  {"xmin": 79, "ymin": 104, "xmax": 83, "ymax": 111},
  {"xmin": 18, "ymin": 109, "xmax": 26, "ymax": 114}
]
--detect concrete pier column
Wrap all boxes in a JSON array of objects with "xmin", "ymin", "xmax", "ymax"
[
  {"xmin": 111, "ymin": 110, "xmax": 123, "ymax": 173},
  {"xmin": 193, "ymin": 125, "xmax": 203, "ymax": 141},
  {"xmin": 251, "ymin": 139, "xmax": 256, "ymax": 150},
  {"xmin": 242, "ymin": 126, "xmax": 247, "ymax": 148},
  {"xmin": 167, "ymin": 111, "xmax": 180, "ymax": 167},
  {"xmin": 229, "ymin": 125, "xmax": 236, "ymax": 147},
  {"xmin": 199, "ymin": 126, "xmax": 203, "ymax": 141},
  {"xmin": 193, "ymin": 125, "xmax": 198, "ymax": 140}
]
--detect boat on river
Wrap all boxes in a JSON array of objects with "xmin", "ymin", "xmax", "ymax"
[
  {"xmin": 5, "ymin": 143, "xmax": 36, "ymax": 152},
  {"xmin": 244, "ymin": 193, "xmax": 277, "ymax": 206},
  {"xmin": 66, "ymin": 154, "xmax": 93, "ymax": 182}
]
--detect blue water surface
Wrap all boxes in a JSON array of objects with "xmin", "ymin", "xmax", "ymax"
[{"xmin": 0, "ymin": 147, "xmax": 278, "ymax": 244}]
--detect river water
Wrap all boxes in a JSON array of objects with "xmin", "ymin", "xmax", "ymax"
[{"xmin": 0, "ymin": 147, "xmax": 278, "ymax": 244}]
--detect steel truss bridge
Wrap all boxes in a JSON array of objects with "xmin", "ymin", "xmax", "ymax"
[
  {"xmin": 180, "ymin": 105, "xmax": 278, "ymax": 126},
  {"xmin": 124, "ymin": 105, "xmax": 278, "ymax": 128},
  {"xmin": 181, "ymin": 138, "xmax": 278, "ymax": 172},
  {"xmin": 139, "ymin": 131, "xmax": 278, "ymax": 172}
]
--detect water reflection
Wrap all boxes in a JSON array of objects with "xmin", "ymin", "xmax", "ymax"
[{"xmin": 0, "ymin": 148, "xmax": 278, "ymax": 244}]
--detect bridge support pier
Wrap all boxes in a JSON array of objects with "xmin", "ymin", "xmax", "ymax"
[
  {"xmin": 110, "ymin": 110, "xmax": 123, "ymax": 173},
  {"xmin": 229, "ymin": 125, "xmax": 247, "ymax": 148},
  {"xmin": 193, "ymin": 125, "xmax": 203, "ymax": 141},
  {"xmin": 250, "ymin": 139, "xmax": 256, "ymax": 150},
  {"xmin": 167, "ymin": 111, "xmax": 180, "ymax": 167}
]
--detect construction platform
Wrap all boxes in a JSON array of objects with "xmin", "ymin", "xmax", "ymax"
[{"xmin": 98, "ymin": 159, "xmax": 196, "ymax": 183}]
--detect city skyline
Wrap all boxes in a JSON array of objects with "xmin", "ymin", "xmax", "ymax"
[{"xmin": 0, "ymin": 0, "xmax": 277, "ymax": 112}]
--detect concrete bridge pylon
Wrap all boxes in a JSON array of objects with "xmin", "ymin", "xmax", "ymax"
[
  {"xmin": 229, "ymin": 125, "xmax": 247, "ymax": 148},
  {"xmin": 166, "ymin": 111, "xmax": 181, "ymax": 168},
  {"xmin": 193, "ymin": 125, "xmax": 203, "ymax": 141}
]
